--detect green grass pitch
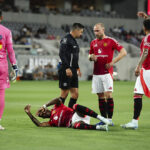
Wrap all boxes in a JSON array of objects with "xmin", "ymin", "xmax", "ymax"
[{"xmin": 1, "ymin": 81, "xmax": 150, "ymax": 150}]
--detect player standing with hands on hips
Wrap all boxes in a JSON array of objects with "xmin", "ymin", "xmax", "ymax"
[
  {"xmin": 0, "ymin": 10, "xmax": 18, "ymax": 130},
  {"xmin": 58, "ymin": 23, "xmax": 84, "ymax": 108},
  {"xmin": 89, "ymin": 23, "xmax": 127, "ymax": 125}
]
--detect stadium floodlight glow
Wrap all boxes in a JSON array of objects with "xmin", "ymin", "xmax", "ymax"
[{"xmin": 148, "ymin": 0, "xmax": 150, "ymax": 15}]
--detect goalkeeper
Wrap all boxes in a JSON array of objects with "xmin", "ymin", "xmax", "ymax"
[{"xmin": 0, "ymin": 10, "xmax": 18, "ymax": 130}]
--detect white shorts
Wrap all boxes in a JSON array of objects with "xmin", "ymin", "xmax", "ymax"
[
  {"xmin": 134, "ymin": 69, "xmax": 150, "ymax": 95},
  {"xmin": 71, "ymin": 112, "xmax": 91, "ymax": 125},
  {"xmin": 92, "ymin": 74, "xmax": 113, "ymax": 94}
]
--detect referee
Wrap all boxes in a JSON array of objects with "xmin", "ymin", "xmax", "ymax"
[{"xmin": 58, "ymin": 23, "xmax": 84, "ymax": 108}]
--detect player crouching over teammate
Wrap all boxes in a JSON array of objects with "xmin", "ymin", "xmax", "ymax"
[{"xmin": 24, "ymin": 98, "xmax": 110, "ymax": 131}]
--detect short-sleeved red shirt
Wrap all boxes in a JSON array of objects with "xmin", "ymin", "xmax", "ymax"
[
  {"xmin": 49, "ymin": 104, "xmax": 74, "ymax": 127},
  {"xmin": 140, "ymin": 33, "xmax": 150, "ymax": 70},
  {"xmin": 89, "ymin": 36, "xmax": 123, "ymax": 75}
]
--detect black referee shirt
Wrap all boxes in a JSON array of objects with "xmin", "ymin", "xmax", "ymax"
[{"xmin": 59, "ymin": 33, "xmax": 80, "ymax": 70}]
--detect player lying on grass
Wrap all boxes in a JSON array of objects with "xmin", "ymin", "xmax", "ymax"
[{"xmin": 24, "ymin": 98, "xmax": 110, "ymax": 131}]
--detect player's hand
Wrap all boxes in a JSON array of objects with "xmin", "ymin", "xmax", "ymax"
[
  {"xmin": 10, "ymin": 64, "xmax": 18, "ymax": 82},
  {"xmin": 77, "ymin": 68, "xmax": 82, "ymax": 77},
  {"xmin": 24, "ymin": 104, "xmax": 31, "ymax": 113},
  {"xmin": 105, "ymin": 62, "xmax": 113, "ymax": 70},
  {"xmin": 89, "ymin": 54, "xmax": 97, "ymax": 62},
  {"xmin": 66, "ymin": 68, "xmax": 72, "ymax": 77},
  {"xmin": 135, "ymin": 66, "xmax": 141, "ymax": 77},
  {"xmin": 137, "ymin": 11, "xmax": 148, "ymax": 19}
]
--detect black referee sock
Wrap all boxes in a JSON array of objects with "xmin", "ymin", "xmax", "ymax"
[
  {"xmin": 74, "ymin": 104, "xmax": 98, "ymax": 118},
  {"xmin": 68, "ymin": 98, "xmax": 77, "ymax": 108},
  {"xmin": 133, "ymin": 98, "xmax": 142, "ymax": 119},
  {"xmin": 59, "ymin": 97, "xmax": 66, "ymax": 104},
  {"xmin": 107, "ymin": 98, "xmax": 114, "ymax": 119},
  {"xmin": 99, "ymin": 98, "xmax": 107, "ymax": 118}
]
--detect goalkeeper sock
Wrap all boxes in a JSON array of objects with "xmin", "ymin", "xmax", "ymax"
[
  {"xmin": 73, "ymin": 104, "xmax": 98, "ymax": 118},
  {"xmin": 107, "ymin": 98, "xmax": 114, "ymax": 119},
  {"xmin": 99, "ymin": 98, "xmax": 107, "ymax": 118},
  {"xmin": 133, "ymin": 97, "xmax": 142, "ymax": 119},
  {"xmin": 0, "ymin": 89, "xmax": 5, "ymax": 119},
  {"xmin": 68, "ymin": 98, "xmax": 77, "ymax": 109}
]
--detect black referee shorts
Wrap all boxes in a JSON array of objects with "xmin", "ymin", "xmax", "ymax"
[{"xmin": 58, "ymin": 67, "xmax": 78, "ymax": 89}]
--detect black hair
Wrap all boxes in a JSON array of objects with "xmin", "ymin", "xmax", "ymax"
[
  {"xmin": 71, "ymin": 23, "xmax": 84, "ymax": 30},
  {"xmin": 143, "ymin": 19, "xmax": 150, "ymax": 30}
]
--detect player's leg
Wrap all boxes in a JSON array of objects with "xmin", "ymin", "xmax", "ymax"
[
  {"xmin": 92, "ymin": 75, "xmax": 107, "ymax": 118},
  {"xmin": 68, "ymin": 69, "xmax": 79, "ymax": 108},
  {"xmin": 105, "ymin": 91, "xmax": 114, "ymax": 125},
  {"xmin": 60, "ymin": 89, "xmax": 69, "ymax": 104},
  {"xmin": 0, "ymin": 89, "xmax": 5, "ymax": 130},
  {"xmin": 97, "ymin": 93, "xmax": 107, "ymax": 118},
  {"xmin": 73, "ymin": 104, "xmax": 109, "ymax": 124},
  {"xmin": 121, "ymin": 76, "xmax": 144, "ymax": 129},
  {"xmin": 73, "ymin": 121, "xmax": 108, "ymax": 131},
  {"xmin": 58, "ymin": 67, "xmax": 70, "ymax": 104},
  {"xmin": 103, "ymin": 73, "xmax": 114, "ymax": 125},
  {"xmin": 69, "ymin": 88, "xmax": 78, "ymax": 108}
]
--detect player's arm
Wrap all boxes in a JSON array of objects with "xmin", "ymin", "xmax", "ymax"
[
  {"xmin": 24, "ymin": 105, "xmax": 50, "ymax": 127},
  {"xmin": 88, "ymin": 42, "xmax": 97, "ymax": 62},
  {"xmin": 137, "ymin": 11, "xmax": 149, "ymax": 19},
  {"xmin": 6, "ymin": 31, "xmax": 18, "ymax": 82},
  {"xmin": 105, "ymin": 48, "xmax": 127, "ymax": 69},
  {"xmin": 43, "ymin": 97, "xmax": 62, "ymax": 108},
  {"xmin": 135, "ymin": 48, "xmax": 148, "ymax": 76}
]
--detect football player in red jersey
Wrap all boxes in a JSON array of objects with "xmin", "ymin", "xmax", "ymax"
[
  {"xmin": 121, "ymin": 14, "xmax": 150, "ymax": 129},
  {"xmin": 24, "ymin": 97, "xmax": 110, "ymax": 131},
  {"xmin": 89, "ymin": 23, "xmax": 127, "ymax": 125}
]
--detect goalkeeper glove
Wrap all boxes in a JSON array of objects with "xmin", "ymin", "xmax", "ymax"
[{"xmin": 11, "ymin": 64, "xmax": 18, "ymax": 82}]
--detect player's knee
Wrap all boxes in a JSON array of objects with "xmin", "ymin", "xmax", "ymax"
[
  {"xmin": 73, "ymin": 122, "xmax": 81, "ymax": 129},
  {"xmin": 105, "ymin": 92, "xmax": 112, "ymax": 99},
  {"xmin": 73, "ymin": 104, "xmax": 78, "ymax": 111},
  {"xmin": 71, "ymin": 93, "xmax": 78, "ymax": 99}
]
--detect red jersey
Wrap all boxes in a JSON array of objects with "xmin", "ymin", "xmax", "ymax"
[
  {"xmin": 49, "ymin": 104, "xmax": 74, "ymax": 127},
  {"xmin": 89, "ymin": 36, "xmax": 123, "ymax": 75},
  {"xmin": 140, "ymin": 33, "xmax": 150, "ymax": 70}
]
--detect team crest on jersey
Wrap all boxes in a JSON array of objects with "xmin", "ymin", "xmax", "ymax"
[
  {"xmin": 103, "ymin": 42, "xmax": 107, "ymax": 47},
  {"xmin": 52, "ymin": 110, "xmax": 56, "ymax": 115}
]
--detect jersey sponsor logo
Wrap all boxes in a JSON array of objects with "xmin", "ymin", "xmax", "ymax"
[
  {"xmin": 103, "ymin": 42, "xmax": 107, "ymax": 47},
  {"xmin": 144, "ymin": 42, "xmax": 150, "ymax": 47},
  {"xmin": 96, "ymin": 54, "xmax": 108, "ymax": 58}
]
